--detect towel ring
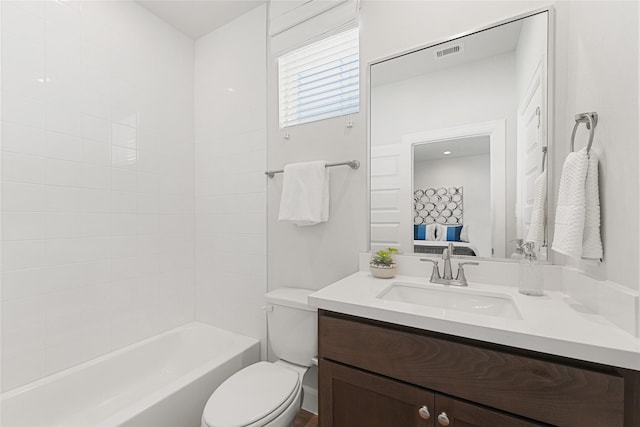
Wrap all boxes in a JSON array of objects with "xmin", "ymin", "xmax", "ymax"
[{"xmin": 570, "ymin": 112, "xmax": 598, "ymax": 153}]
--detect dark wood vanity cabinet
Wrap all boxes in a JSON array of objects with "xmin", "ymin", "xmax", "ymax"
[{"xmin": 318, "ymin": 310, "xmax": 639, "ymax": 427}]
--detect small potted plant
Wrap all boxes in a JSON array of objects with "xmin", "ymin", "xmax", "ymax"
[{"xmin": 370, "ymin": 247, "xmax": 398, "ymax": 279}]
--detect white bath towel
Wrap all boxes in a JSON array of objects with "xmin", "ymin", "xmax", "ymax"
[
  {"xmin": 278, "ymin": 161, "xmax": 329, "ymax": 226},
  {"xmin": 552, "ymin": 148, "xmax": 602, "ymax": 260},
  {"xmin": 526, "ymin": 171, "xmax": 547, "ymax": 248}
]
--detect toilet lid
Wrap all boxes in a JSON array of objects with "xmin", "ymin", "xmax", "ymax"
[{"xmin": 203, "ymin": 362, "xmax": 300, "ymax": 427}]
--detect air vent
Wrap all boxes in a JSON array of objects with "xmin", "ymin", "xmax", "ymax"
[{"xmin": 434, "ymin": 42, "xmax": 464, "ymax": 59}]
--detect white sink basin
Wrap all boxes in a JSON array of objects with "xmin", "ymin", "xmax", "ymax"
[{"xmin": 377, "ymin": 282, "xmax": 522, "ymax": 320}]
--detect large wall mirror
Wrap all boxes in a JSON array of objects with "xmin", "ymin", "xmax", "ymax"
[{"xmin": 369, "ymin": 10, "xmax": 550, "ymax": 262}]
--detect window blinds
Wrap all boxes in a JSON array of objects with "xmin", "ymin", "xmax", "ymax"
[{"xmin": 278, "ymin": 27, "xmax": 359, "ymax": 128}]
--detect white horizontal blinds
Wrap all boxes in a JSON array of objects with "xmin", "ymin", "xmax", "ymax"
[{"xmin": 278, "ymin": 27, "xmax": 359, "ymax": 128}]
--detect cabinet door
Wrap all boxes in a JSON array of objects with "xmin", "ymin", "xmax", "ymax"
[
  {"xmin": 319, "ymin": 359, "xmax": 435, "ymax": 427},
  {"xmin": 434, "ymin": 394, "xmax": 547, "ymax": 427}
]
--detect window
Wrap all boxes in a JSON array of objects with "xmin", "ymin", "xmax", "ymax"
[{"xmin": 278, "ymin": 27, "xmax": 359, "ymax": 128}]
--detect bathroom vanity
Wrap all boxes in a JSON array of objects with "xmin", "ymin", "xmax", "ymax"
[{"xmin": 309, "ymin": 271, "xmax": 640, "ymax": 427}]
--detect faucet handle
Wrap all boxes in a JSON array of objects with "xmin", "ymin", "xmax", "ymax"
[
  {"xmin": 458, "ymin": 261, "xmax": 479, "ymax": 267},
  {"xmin": 420, "ymin": 258, "xmax": 441, "ymax": 281},
  {"xmin": 455, "ymin": 261, "xmax": 479, "ymax": 285}
]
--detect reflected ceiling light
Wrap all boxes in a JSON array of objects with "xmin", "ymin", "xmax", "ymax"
[{"xmin": 443, "ymin": 151, "xmax": 452, "ymax": 155}]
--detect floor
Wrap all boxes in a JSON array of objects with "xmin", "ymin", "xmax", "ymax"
[{"xmin": 295, "ymin": 409, "xmax": 318, "ymax": 427}]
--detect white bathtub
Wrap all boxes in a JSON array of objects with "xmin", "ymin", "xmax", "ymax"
[{"xmin": 1, "ymin": 322, "xmax": 260, "ymax": 427}]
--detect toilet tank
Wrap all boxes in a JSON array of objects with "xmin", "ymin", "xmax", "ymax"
[{"xmin": 265, "ymin": 288, "xmax": 317, "ymax": 367}]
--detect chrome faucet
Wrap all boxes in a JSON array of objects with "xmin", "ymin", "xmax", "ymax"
[
  {"xmin": 442, "ymin": 243, "xmax": 454, "ymax": 280},
  {"xmin": 420, "ymin": 243, "xmax": 479, "ymax": 286}
]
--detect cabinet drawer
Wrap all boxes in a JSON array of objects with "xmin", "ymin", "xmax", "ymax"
[{"xmin": 319, "ymin": 311, "xmax": 625, "ymax": 427}]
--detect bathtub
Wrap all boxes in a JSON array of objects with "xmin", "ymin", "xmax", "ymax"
[{"xmin": 1, "ymin": 322, "xmax": 260, "ymax": 427}]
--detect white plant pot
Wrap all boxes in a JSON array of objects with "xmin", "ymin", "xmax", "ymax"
[{"xmin": 369, "ymin": 264, "xmax": 398, "ymax": 279}]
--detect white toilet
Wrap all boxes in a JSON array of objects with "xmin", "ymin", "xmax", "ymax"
[{"xmin": 201, "ymin": 288, "xmax": 317, "ymax": 427}]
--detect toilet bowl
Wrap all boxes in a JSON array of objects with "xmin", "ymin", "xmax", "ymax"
[
  {"xmin": 201, "ymin": 288, "xmax": 317, "ymax": 427},
  {"xmin": 201, "ymin": 361, "xmax": 305, "ymax": 427}
]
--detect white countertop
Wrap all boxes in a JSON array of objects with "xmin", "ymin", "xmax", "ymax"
[{"xmin": 308, "ymin": 271, "xmax": 640, "ymax": 370}]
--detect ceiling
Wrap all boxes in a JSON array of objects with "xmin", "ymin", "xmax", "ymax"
[
  {"xmin": 137, "ymin": 0, "xmax": 266, "ymax": 39},
  {"xmin": 371, "ymin": 17, "xmax": 524, "ymax": 87},
  {"xmin": 413, "ymin": 136, "xmax": 490, "ymax": 162}
]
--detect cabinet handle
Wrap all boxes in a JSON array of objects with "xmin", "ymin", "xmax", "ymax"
[
  {"xmin": 437, "ymin": 412, "xmax": 450, "ymax": 426},
  {"xmin": 418, "ymin": 405, "xmax": 431, "ymax": 419}
]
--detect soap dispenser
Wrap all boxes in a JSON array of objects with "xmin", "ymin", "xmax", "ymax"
[{"xmin": 518, "ymin": 242, "xmax": 543, "ymax": 296}]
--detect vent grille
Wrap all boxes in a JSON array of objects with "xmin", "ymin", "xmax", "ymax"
[{"xmin": 435, "ymin": 43, "xmax": 464, "ymax": 59}]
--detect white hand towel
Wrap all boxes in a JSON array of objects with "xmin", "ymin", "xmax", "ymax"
[
  {"xmin": 552, "ymin": 147, "xmax": 602, "ymax": 260},
  {"xmin": 526, "ymin": 171, "xmax": 547, "ymax": 248},
  {"xmin": 552, "ymin": 148, "xmax": 588, "ymax": 259},
  {"xmin": 278, "ymin": 161, "xmax": 329, "ymax": 226},
  {"xmin": 582, "ymin": 151, "xmax": 603, "ymax": 260}
]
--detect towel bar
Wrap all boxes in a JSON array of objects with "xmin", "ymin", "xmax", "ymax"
[
  {"xmin": 265, "ymin": 160, "xmax": 360, "ymax": 178},
  {"xmin": 570, "ymin": 112, "xmax": 598, "ymax": 153}
]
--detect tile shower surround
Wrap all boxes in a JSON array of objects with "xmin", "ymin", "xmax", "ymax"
[
  {"xmin": 193, "ymin": 5, "xmax": 267, "ymax": 356},
  {"xmin": 0, "ymin": 0, "xmax": 195, "ymax": 391}
]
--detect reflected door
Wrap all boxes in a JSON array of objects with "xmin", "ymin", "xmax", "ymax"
[
  {"xmin": 516, "ymin": 62, "xmax": 545, "ymax": 245},
  {"xmin": 370, "ymin": 145, "xmax": 408, "ymax": 253}
]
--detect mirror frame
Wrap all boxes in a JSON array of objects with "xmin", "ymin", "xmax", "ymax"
[{"xmin": 366, "ymin": 7, "xmax": 555, "ymax": 263}]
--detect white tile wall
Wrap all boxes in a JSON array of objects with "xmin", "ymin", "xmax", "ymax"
[
  {"xmin": 1, "ymin": 0, "xmax": 195, "ymax": 391},
  {"xmin": 194, "ymin": 5, "xmax": 267, "ymax": 356}
]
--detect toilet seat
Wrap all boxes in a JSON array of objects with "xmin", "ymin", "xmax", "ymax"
[{"xmin": 202, "ymin": 362, "xmax": 301, "ymax": 427}]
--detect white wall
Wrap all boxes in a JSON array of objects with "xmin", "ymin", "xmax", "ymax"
[
  {"xmin": 194, "ymin": 5, "xmax": 268, "ymax": 356},
  {"xmin": 267, "ymin": 49, "xmax": 367, "ymax": 292},
  {"xmin": 414, "ymin": 154, "xmax": 491, "ymax": 256},
  {"xmin": 557, "ymin": 1, "xmax": 639, "ymax": 292},
  {"xmin": 371, "ymin": 53, "xmax": 516, "ymax": 148},
  {"xmin": 0, "ymin": 0, "xmax": 195, "ymax": 391}
]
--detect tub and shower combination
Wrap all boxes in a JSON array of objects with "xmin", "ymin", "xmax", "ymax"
[{"xmin": 1, "ymin": 323, "xmax": 259, "ymax": 427}]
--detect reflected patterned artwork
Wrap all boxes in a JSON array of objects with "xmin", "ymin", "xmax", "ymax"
[{"xmin": 414, "ymin": 187, "xmax": 463, "ymax": 225}]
